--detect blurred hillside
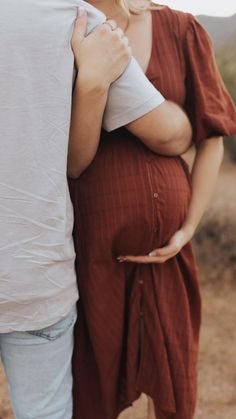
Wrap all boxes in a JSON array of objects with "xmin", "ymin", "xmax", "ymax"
[
  {"xmin": 216, "ymin": 38, "xmax": 236, "ymax": 161},
  {"xmin": 198, "ymin": 14, "xmax": 236, "ymax": 49}
]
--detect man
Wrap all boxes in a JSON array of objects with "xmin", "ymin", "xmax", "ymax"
[{"xmin": 0, "ymin": 1, "xmax": 191, "ymax": 417}]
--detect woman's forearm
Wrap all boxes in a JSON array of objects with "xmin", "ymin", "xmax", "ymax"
[
  {"xmin": 67, "ymin": 76, "xmax": 109, "ymax": 179},
  {"xmin": 182, "ymin": 136, "xmax": 224, "ymax": 235}
]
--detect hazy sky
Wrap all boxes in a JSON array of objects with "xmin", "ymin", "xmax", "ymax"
[{"xmin": 158, "ymin": 0, "xmax": 236, "ymax": 16}]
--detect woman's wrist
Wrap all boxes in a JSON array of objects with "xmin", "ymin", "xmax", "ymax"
[
  {"xmin": 76, "ymin": 70, "xmax": 111, "ymax": 96},
  {"xmin": 181, "ymin": 221, "xmax": 196, "ymax": 240}
]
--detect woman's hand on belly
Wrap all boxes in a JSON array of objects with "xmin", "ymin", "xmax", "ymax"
[{"xmin": 117, "ymin": 225, "xmax": 194, "ymax": 264}]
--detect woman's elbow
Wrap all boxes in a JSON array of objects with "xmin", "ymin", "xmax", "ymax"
[
  {"xmin": 67, "ymin": 167, "xmax": 82, "ymax": 180},
  {"xmin": 67, "ymin": 159, "xmax": 86, "ymax": 180}
]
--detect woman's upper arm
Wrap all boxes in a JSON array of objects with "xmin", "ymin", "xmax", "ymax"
[{"xmin": 184, "ymin": 14, "xmax": 236, "ymax": 145}]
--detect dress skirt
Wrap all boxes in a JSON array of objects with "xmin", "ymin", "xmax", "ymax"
[{"xmin": 69, "ymin": 131, "xmax": 201, "ymax": 419}]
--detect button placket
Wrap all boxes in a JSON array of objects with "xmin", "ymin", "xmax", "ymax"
[
  {"xmin": 153, "ymin": 192, "xmax": 159, "ymax": 233},
  {"xmin": 146, "ymin": 160, "xmax": 159, "ymax": 240}
]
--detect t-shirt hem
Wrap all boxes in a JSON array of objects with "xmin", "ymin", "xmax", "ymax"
[{"xmin": 0, "ymin": 294, "xmax": 79, "ymax": 333}]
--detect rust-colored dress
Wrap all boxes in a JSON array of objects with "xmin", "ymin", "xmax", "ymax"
[{"xmin": 69, "ymin": 8, "xmax": 236, "ymax": 419}]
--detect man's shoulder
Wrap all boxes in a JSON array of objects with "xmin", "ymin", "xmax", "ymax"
[{"xmin": 75, "ymin": 0, "xmax": 106, "ymax": 33}]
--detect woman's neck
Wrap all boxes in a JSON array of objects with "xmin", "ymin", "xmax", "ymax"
[
  {"xmin": 87, "ymin": 1, "xmax": 153, "ymax": 73},
  {"xmin": 87, "ymin": 0, "xmax": 128, "ymax": 26}
]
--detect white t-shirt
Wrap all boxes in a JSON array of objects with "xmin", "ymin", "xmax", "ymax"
[{"xmin": 0, "ymin": 0, "xmax": 164, "ymax": 332}]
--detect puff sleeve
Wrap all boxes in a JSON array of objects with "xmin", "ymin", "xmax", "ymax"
[{"xmin": 184, "ymin": 15, "xmax": 236, "ymax": 145}]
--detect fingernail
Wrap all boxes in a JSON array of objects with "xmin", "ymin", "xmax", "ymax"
[
  {"xmin": 149, "ymin": 252, "xmax": 155, "ymax": 257},
  {"xmin": 78, "ymin": 7, "xmax": 85, "ymax": 17}
]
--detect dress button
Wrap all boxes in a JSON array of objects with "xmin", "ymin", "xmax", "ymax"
[
  {"xmin": 153, "ymin": 193, "xmax": 159, "ymax": 199},
  {"xmin": 140, "ymin": 311, "xmax": 144, "ymax": 317},
  {"xmin": 139, "ymin": 280, "xmax": 144, "ymax": 285}
]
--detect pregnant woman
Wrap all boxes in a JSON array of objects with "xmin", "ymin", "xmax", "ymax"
[{"xmin": 69, "ymin": 2, "xmax": 236, "ymax": 419}]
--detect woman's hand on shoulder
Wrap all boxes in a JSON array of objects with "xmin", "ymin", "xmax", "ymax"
[
  {"xmin": 117, "ymin": 225, "xmax": 195, "ymax": 264},
  {"xmin": 71, "ymin": 8, "xmax": 131, "ymax": 90}
]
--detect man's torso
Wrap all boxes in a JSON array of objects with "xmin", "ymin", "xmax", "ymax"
[{"xmin": 0, "ymin": 0, "xmax": 105, "ymax": 332}]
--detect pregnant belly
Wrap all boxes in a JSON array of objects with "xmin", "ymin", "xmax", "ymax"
[{"xmin": 70, "ymin": 136, "xmax": 191, "ymax": 257}]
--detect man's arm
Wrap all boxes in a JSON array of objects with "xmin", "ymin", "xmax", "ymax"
[
  {"xmin": 103, "ymin": 56, "xmax": 192, "ymax": 156},
  {"xmin": 81, "ymin": 2, "xmax": 192, "ymax": 156},
  {"xmin": 126, "ymin": 101, "xmax": 192, "ymax": 156}
]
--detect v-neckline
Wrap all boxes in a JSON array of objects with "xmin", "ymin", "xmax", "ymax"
[
  {"xmin": 144, "ymin": 10, "xmax": 155, "ymax": 76},
  {"xmin": 144, "ymin": 7, "xmax": 169, "ymax": 77}
]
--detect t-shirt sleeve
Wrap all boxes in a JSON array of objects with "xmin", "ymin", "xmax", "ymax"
[
  {"xmin": 80, "ymin": 0, "xmax": 165, "ymax": 132},
  {"xmin": 103, "ymin": 58, "xmax": 165, "ymax": 132},
  {"xmin": 184, "ymin": 15, "xmax": 236, "ymax": 145}
]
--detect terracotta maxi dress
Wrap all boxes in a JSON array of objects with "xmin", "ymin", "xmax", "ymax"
[{"xmin": 69, "ymin": 8, "xmax": 236, "ymax": 419}]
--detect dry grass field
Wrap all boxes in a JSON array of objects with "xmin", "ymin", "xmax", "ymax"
[{"xmin": 1, "ymin": 156, "xmax": 236, "ymax": 419}]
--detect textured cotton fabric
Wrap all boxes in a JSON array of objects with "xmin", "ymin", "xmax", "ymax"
[
  {"xmin": 0, "ymin": 0, "xmax": 164, "ymax": 332},
  {"xmin": 70, "ymin": 7, "xmax": 236, "ymax": 419}
]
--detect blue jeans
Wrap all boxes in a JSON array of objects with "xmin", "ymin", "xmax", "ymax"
[{"xmin": 0, "ymin": 306, "xmax": 77, "ymax": 419}]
